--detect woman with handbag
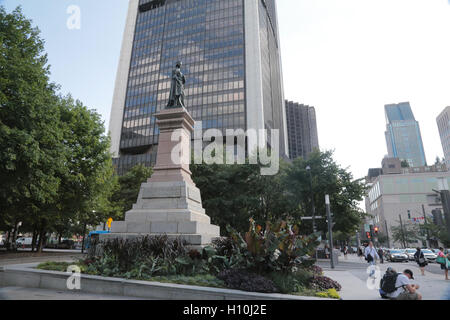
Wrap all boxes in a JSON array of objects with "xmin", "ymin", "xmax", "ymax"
[
  {"xmin": 414, "ymin": 248, "xmax": 427, "ymax": 276},
  {"xmin": 436, "ymin": 247, "xmax": 449, "ymax": 280}
]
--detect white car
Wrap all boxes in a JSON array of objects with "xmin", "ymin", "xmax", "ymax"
[{"xmin": 421, "ymin": 249, "xmax": 437, "ymax": 263}]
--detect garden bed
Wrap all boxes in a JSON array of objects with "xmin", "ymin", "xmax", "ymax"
[{"xmin": 35, "ymin": 220, "xmax": 342, "ymax": 300}]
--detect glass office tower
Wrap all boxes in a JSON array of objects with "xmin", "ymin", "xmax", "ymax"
[
  {"xmin": 285, "ymin": 101, "xmax": 319, "ymax": 160},
  {"xmin": 384, "ymin": 102, "xmax": 427, "ymax": 168},
  {"xmin": 109, "ymin": 0, "xmax": 289, "ymax": 174}
]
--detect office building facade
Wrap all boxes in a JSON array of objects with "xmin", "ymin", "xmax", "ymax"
[
  {"xmin": 437, "ymin": 106, "xmax": 450, "ymax": 168},
  {"xmin": 365, "ymin": 158, "xmax": 448, "ymax": 248},
  {"xmin": 109, "ymin": 0, "xmax": 289, "ymax": 174},
  {"xmin": 285, "ymin": 101, "xmax": 319, "ymax": 160},
  {"xmin": 385, "ymin": 102, "xmax": 427, "ymax": 168}
]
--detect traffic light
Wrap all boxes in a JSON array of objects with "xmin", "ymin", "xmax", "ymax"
[
  {"xmin": 374, "ymin": 226, "xmax": 379, "ymax": 234},
  {"xmin": 407, "ymin": 210, "xmax": 411, "ymax": 220},
  {"xmin": 366, "ymin": 232, "xmax": 371, "ymax": 239}
]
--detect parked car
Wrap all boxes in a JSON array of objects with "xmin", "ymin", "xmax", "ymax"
[
  {"xmin": 421, "ymin": 249, "xmax": 437, "ymax": 263},
  {"xmin": 16, "ymin": 237, "xmax": 33, "ymax": 246},
  {"xmin": 386, "ymin": 249, "xmax": 409, "ymax": 262},
  {"xmin": 404, "ymin": 249, "xmax": 417, "ymax": 261}
]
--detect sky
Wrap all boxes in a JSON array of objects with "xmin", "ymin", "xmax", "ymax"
[{"xmin": 2, "ymin": 0, "xmax": 450, "ymax": 181}]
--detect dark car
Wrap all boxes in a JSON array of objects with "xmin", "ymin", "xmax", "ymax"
[{"xmin": 386, "ymin": 249, "xmax": 409, "ymax": 262}]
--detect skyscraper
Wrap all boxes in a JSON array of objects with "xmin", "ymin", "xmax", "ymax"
[
  {"xmin": 285, "ymin": 101, "xmax": 319, "ymax": 160},
  {"xmin": 384, "ymin": 102, "xmax": 427, "ymax": 167},
  {"xmin": 109, "ymin": 0, "xmax": 289, "ymax": 174},
  {"xmin": 437, "ymin": 106, "xmax": 450, "ymax": 168}
]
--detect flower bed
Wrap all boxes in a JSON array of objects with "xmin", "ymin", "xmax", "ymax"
[{"xmin": 37, "ymin": 220, "xmax": 341, "ymax": 299}]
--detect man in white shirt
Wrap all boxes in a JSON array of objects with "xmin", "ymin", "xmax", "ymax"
[
  {"xmin": 364, "ymin": 242, "xmax": 380, "ymax": 264},
  {"xmin": 364, "ymin": 242, "xmax": 380, "ymax": 277},
  {"xmin": 386, "ymin": 269, "xmax": 422, "ymax": 300}
]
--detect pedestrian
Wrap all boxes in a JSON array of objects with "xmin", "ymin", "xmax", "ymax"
[
  {"xmin": 378, "ymin": 247, "xmax": 384, "ymax": 264},
  {"xmin": 358, "ymin": 246, "xmax": 364, "ymax": 260},
  {"xmin": 343, "ymin": 245, "xmax": 348, "ymax": 260},
  {"xmin": 436, "ymin": 247, "xmax": 449, "ymax": 281},
  {"xmin": 385, "ymin": 269, "xmax": 422, "ymax": 300},
  {"xmin": 414, "ymin": 247, "xmax": 427, "ymax": 276},
  {"xmin": 324, "ymin": 244, "xmax": 330, "ymax": 259},
  {"xmin": 365, "ymin": 241, "xmax": 380, "ymax": 277}
]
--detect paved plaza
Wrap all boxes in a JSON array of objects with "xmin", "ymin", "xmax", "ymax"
[{"xmin": 319, "ymin": 254, "xmax": 450, "ymax": 300}]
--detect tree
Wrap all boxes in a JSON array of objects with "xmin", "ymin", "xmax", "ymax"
[
  {"xmin": 192, "ymin": 150, "xmax": 367, "ymax": 237},
  {"xmin": 109, "ymin": 164, "xmax": 153, "ymax": 220},
  {"xmin": 400, "ymin": 160, "xmax": 410, "ymax": 168},
  {"xmin": 284, "ymin": 150, "xmax": 368, "ymax": 236},
  {"xmin": 0, "ymin": 6, "xmax": 66, "ymax": 250},
  {"xmin": 0, "ymin": 7, "xmax": 118, "ymax": 251},
  {"xmin": 391, "ymin": 223, "xmax": 422, "ymax": 248}
]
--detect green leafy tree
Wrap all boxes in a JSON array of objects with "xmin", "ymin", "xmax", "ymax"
[
  {"xmin": 391, "ymin": 223, "xmax": 422, "ymax": 248},
  {"xmin": 284, "ymin": 150, "xmax": 368, "ymax": 236},
  {"xmin": 0, "ymin": 6, "xmax": 66, "ymax": 250},
  {"xmin": 109, "ymin": 164, "xmax": 153, "ymax": 220}
]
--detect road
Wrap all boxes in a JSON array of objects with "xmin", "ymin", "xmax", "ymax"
[{"xmin": 318, "ymin": 254, "xmax": 450, "ymax": 300}]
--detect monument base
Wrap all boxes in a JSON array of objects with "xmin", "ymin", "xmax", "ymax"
[{"xmin": 100, "ymin": 107, "xmax": 220, "ymax": 249}]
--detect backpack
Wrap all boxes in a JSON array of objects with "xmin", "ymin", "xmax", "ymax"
[{"xmin": 380, "ymin": 272, "xmax": 400, "ymax": 295}]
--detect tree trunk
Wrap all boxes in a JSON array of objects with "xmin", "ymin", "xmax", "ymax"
[
  {"xmin": 10, "ymin": 223, "xmax": 18, "ymax": 251},
  {"xmin": 81, "ymin": 223, "xmax": 87, "ymax": 254},
  {"xmin": 58, "ymin": 233, "xmax": 62, "ymax": 245},
  {"xmin": 31, "ymin": 229, "xmax": 37, "ymax": 252},
  {"xmin": 37, "ymin": 228, "xmax": 46, "ymax": 253}
]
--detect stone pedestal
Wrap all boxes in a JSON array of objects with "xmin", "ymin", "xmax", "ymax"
[{"xmin": 101, "ymin": 108, "xmax": 220, "ymax": 248}]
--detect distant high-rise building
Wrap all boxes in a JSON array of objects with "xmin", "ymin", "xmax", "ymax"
[
  {"xmin": 285, "ymin": 101, "xmax": 319, "ymax": 160},
  {"xmin": 384, "ymin": 102, "xmax": 427, "ymax": 167},
  {"xmin": 109, "ymin": 0, "xmax": 289, "ymax": 174},
  {"xmin": 437, "ymin": 106, "xmax": 450, "ymax": 168}
]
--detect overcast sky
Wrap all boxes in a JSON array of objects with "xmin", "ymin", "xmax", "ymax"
[{"xmin": 2, "ymin": 0, "xmax": 450, "ymax": 181}]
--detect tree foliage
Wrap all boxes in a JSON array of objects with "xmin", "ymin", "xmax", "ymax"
[
  {"xmin": 0, "ymin": 7, "xmax": 116, "ymax": 250},
  {"xmin": 192, "ymin": 150, "xmax": 367, "ymax": 236}
]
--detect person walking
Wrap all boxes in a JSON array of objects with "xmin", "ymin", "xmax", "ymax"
[
  {"xmin": 324, "ymin": 244, "xmax": 330, "ymax": 259},
  {"xmin": 343, "ymin": 245, "xmax": 348, "ymax": 260},
  {"xmin": 378, "ymin": 247, "xmax": 384, "ymax": 264},
  {"xmin": 365, "ymin": 242, "xmax": 380, "ymax": 277},
  {"xmin": 436, "ymin": 247, "xmax": 449, "ymax": 281},
  {"xmin": 414, "ymin": 247, "xmax": 427, "ymax": 276}
]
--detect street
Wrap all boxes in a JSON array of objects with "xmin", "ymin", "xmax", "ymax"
[{"xmin": 319, "ymin": 254, "xmax": 450, "ymax": 300}]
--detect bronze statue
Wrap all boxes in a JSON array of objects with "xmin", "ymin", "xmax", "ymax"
[{"xmin": 166, "ymin": 61, "xmax": 186, "ymax": 109}]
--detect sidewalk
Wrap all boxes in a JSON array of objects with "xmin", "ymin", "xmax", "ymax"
[{"xmin": 321, "ymin": 255, "xmax": 450, "ymax": 300}]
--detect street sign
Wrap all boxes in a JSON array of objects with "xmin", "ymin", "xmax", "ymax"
[
  {"xmin": 364, "ymin": 224, "xmax": 370, "ymax": 232},
  {"xmin": 301, "ymin": 216, "xmax": 324, "ymax": 220}
]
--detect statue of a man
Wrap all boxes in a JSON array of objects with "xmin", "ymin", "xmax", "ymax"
[{"xmin": 166, "ymin": 61, "xmax": 186, "ymax": 109}]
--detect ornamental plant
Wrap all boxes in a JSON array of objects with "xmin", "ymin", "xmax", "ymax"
[{"xmin": 223, "ymin": 218, "xmax": 320, "ymax": 274}]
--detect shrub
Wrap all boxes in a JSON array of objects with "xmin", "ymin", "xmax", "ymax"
[
  {"xmin": 222, "ymin": 219, "xmax": 319, "ymax": 275},
  {"xmin": 310, "ymin": 275, "xmax": 342, "ymax": 291},
  {"xmin": 217, "ymin": 269, "xmax": 279, "ymax": 293},
  {"xmin": 309, "ymin": 265, "xmax": 324, "ymax": 276},
  {"xmin": 316, "ymin": 289, "xmax": 340, "ymax": 299}
]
